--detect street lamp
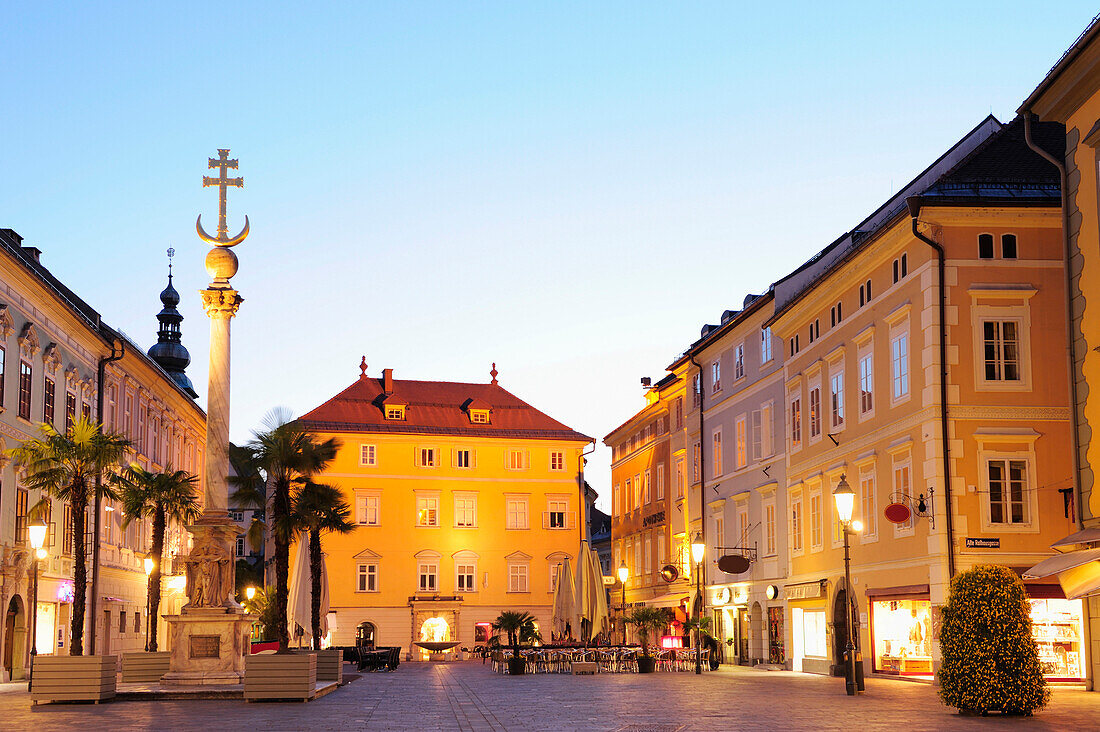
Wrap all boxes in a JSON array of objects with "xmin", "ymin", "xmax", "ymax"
[
  {"xmin": 27, "ymin": 520, "xmax": 48, "ymax": 690},
  {"xmin": 144, "ymin": 557, "xmax": 155, "ymax": 651},
  {"xmin": 245, "ymin": 586, "xmax": 256, "ymax": 602},
  {"xmin": 691, "ymin": 532, "xmax": 706, "ymax": 675},
  {"xmin": 833, "ymin": 474, "xmax": 859, "ymax": 696},
  {"xmin": 616, "ymin": 561, "xmax": 628, "ymax": 646}
]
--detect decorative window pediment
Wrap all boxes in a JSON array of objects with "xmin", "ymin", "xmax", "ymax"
[
  {"xmin": 414, "ymin": 549, "xmax": 442, "ymax": 560},
  {"xmin": 452, "ymin": 549, "xmax": 480, "ymax": 560},
  {"xmin": 18, "ymin": 322, "xmax": 40, "ymax": 358},
  {"xmin": 505, "ymin": 550, "xmax": 532, "ymax": 561},
  {"xmin": 42, "ymin": 343, "xmax": 62, "ymax": 374},
  {"xmin": 354, "ymin": 547, "xmax": 381, "ymax": 559}
]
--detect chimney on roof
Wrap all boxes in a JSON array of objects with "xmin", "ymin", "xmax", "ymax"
[
  {"xmin": 640, "ymin": 377, "xmax": 652, "ymax": 388},
  {"xmin": 383, "ymin": 368, "xmax": 394, "ymax": 394},
  {"xmin": 21, "ymin": 246, "xmax": 41, "ymax": 263}
]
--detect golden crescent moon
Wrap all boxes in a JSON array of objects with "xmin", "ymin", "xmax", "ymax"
[{"xmin": 196, "ymin": 214, "xmax": 249, "ymax": 247}]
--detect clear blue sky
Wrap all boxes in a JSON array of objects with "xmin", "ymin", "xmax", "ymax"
[{"xmin": 3, "ymin": 2, "xmax": 1096, "ymax": 510}]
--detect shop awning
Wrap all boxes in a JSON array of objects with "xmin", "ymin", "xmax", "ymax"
[
  {"xmin": 1023, "ymin": 548, "xmax": 1100, "ymax": 600},
  {"xmin": 1051, "ymin": 528, "xmax": 1100, "ymax": 550},
  {"xmin": 641, "ymin": 592, "xmax": 690, "ymax": 608}
]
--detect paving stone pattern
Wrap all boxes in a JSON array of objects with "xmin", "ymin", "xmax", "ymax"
[{"xmin": 0, "ymin": 662, "xmax": 1096, "ymax": 731}]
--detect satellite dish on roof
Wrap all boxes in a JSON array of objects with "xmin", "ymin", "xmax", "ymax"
[{"xmin": 717, "ymin": 554, "xmax": 752, "ymax": 574}]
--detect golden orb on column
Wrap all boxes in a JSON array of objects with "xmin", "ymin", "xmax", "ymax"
[{"xmin": 205, "ymin": 246, "xmax": 239, "ymax": 281}]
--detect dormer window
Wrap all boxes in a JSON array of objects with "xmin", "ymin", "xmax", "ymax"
[
  {"xmin": 463, "ymin": 397, "xmax": 492, "ymax": 424},
  {"xmin": 386, "ymin": 406, "xmax": 405, "ymax": 421},
  {"xmin": 470, "ymin": 410, "xmax": 490, "ymax": 424}
]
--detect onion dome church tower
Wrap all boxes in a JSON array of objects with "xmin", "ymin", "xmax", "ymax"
[{"xmin": 148, "ymin": 248, "xmax": 199, "ymax": 398}]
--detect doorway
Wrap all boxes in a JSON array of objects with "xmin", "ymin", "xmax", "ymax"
[
  {"xmin": 4, "ymin": 596, "xmax": 26, "ymax": 681},
  {"xmin": 738, "ymin": 607, "xmax": 750, "ymax": 664},
  {"xmin": 355, "ymin": 621, "xmax": 376, "ymax": 648},
  {"xmin": 833, "ymin": 589, "xmax": 849, "ymax": 676},
  {"xmin": 102, "ymin": 610, "xmax": 111, "ymax": 655}
]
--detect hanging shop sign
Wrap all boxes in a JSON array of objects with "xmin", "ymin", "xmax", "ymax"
[
  {"xmin": 884, "ymin": 502, "xmax": 912, "ymax": 524},
  {"xmin": 965, "ymin": 537, "xmax": 1000, "ymax": 549},
  {"xmin": 717, "ymin": 554, "xmax": 752, "ymax": 574},
  {"xmin": 765, "ymin": 584, "xmax": 779, "ymax": 600},
  {"xmin": 660, "ymin": 564, "xmax": 680, "ymax": 582}
]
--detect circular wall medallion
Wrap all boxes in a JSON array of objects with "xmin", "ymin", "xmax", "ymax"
[
  {"xmin": 884, "ymin": 502, "xmax": 913, "ymax": 524},
  {"xmin": 714, "ymin": 586, "xmax": 731, "ymax": 605}
]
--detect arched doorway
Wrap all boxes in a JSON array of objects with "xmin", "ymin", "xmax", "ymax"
[
  {"xmin": 4, "ymin": 596, "xmax": 27, "ymax": 681},
  {"xmin": 833, "ymin": 588, "xmax": 849, "ymax": 676},
  {"xmin": 355, "ymin": 621, "xmax": 377, "ymax": 648}
]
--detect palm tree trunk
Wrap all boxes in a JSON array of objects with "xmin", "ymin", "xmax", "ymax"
[
  {"xmin": 309, "ymin": 530, "xmax": 322, "ymax": 651},
  {"xmin": 148, "ymin": 508, "xmax": 167, "ymax": 652},
  {"xmin": 273, "ymin": 477, "xmax": 291, "ymax": 653},
  {"xmin": 70, "ymin": 482, "xmax": 88, "ymax": 656}
]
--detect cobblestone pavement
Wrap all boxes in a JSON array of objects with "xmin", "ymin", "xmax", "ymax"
[{"xmin": 0, "ymin": 662, "xmax": 1096, "ymax": 731}]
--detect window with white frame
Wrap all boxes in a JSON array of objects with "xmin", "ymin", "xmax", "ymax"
[
  {"xmin": 454, "ymin": 494, "xmax": 477, "ymax": 528},
  {"xmin": 455, "ymin": 558, "xmax": 477, "ymax": 592},
  {"xmin": 765, "ymin": 499, "xmax": 777, "ymax": 556},
  {"xmin": 418, "ymin": 560, "xmax": 438, "ymax": 592},
  {"xmin": 675, "ymin": 457, "xmax": 685, "ymax": 498},
  {"xmin": 987, "ymin": 459, "xmax": 1028, "ymax": 525},
  {"xmin": 656, "ymin": 464, "xmax": 666, "ymax": 499},
  {"xmin": 891, "ymin": 333, "xmax": 909, "ymax": 400},
  {"xmin": 809, "ymin": 489, "xmax": 823, "ymax": 550},
  {"xmin": 738, "ymin": 508, "xmax": 749, "ymax": 546},
  {"xmin": 734, "ymin": 344, "xmax": 745, "ymax": 380},
  {"xmin": 761, "ymin": 327, "xmax": 773, "ymax": 363},
  {"xmin": 357, "ymin": 494, "xmax": 381, "ymax": 526},
  {"xmin": 633, "ymin": 539, "xmax": 641, "ymax": 578},
  {"xmin": 735, "ymin": 416, "xmax": 747, "ymax": 469},
  {"xmin": 657, "ymin": 531, "xmax": 666, "ymax": 567},
  {"xmin": 712, "ymin": 517, "xmax": 724, "ymax": 562},
  {"xmin": 508, "ymin": 563, "xmax": 529, "ymax": 593},
  {"xmin": 357, "ymin": 562, "xmax": 378, "ymax": 592},
  {"xmin": 860, "ymin": 469, "xmax": 877, "ymax": 540},
  {"xmin": 644, "ymin": 534, "xmax": 652, "ymax": 576},
  {"xmin": 830, "ymin": 372, "xmax": 844, "ymax": 429},
  {"xmin": 713, "ymin": 429, "xmax": 724, "ymax": 477},
  {"xmin": 643, "ymin": 470, "xmax": 652, "ymax": 504},
  {"xmin": 236, "ymin": 536, "xmax": 245, "ymax": 557},
  {"xmin": 386, "ymin": 405, "xmax": 405, "ymax": 420},
  {"xmin": 790, "ymin": 397, "xmax": 802, "ymax": 449},
  {"xmin": 359, "ymin": 444, "xmax": 376, "ymax": 466},
  {"xmin": 859, "ymin": 353, "xmax": 873, "ymax": 414},
  {"xmin": 418, "ymin": 447, "xmax": 437, "ymax": 467},
  {"xmin": 692, "ymin": 442, "xmax": 701, "ymax": 483},
  {"xmin": 752, "ymin": 403, "xmax": 774, "ymax": 461},
  {"xmin": 693, "ymin": 374, "xmax": 701, "ymax": 407},
  {"xmin": 416, "ymin": 495, "xmax": 439, "ymax": 527},
  {"xmin": 506, "ymin": 449, "xmax": 527, "ymax": 470},
  {"xmin": 550, "ymin": 450, "xmax": 565, "ymax": 471},
  {"xmin": 624, "ymin": 479, "xmax": 633, "ymax": 512},
  {"xmin": 455, "ymin": 449, "xmax": 473, "ymax": 468},
  {"xmin": 982, "ymin": 321, "xmax": 1021, "ymax": 382},
  {"xmin": 893, "ymin": 460, "xmax": 914, "ymax": 532},
  {"xmin": 634, "ymin": 473, "xmax": 642, "ymax": 506},
  {"xmin": 469, "ymin": 409, "xmax": 489, "ymax": 424},
  {"xmin": 547, "ymin": 499, "xmax": 569, "ymax": 529},
  {"xmin": 613, "ymin": 483, "xmax": 621, "ymax": 515},
  {"xmin": 506, "ymin": 497, "xmax": 529, "ymax": 529},
  {"xmin": 712, "ymin": 361, "xmax": 721, "ymax": 393},
  {"xmin": 809, "ymin": 387, "xmax": 822, "ymax": 439},
  {"xmin": 791, "ymin": 491, "xmax": 804, "ymax": 554}
]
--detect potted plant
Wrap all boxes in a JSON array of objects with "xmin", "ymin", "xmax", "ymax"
[
  {"xmin": 938, "ymin": 565, "xmax": 1049, "ymax": 716},
  {"xmin": 492, "ymin": 611, "xmax": 540, "ymax": 675},
  {"xmin": 626, "ymin": 607, "xmax": 670, "ymax": 673}
]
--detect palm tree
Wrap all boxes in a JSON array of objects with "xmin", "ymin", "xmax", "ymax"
[
  {"xmin": 626, "ymin": 606, "xmax": 670, "ymax": 659},
  {"xmin": 239, "ymin": 409, "xmax": 339, "ymax": 652},
  {"xmin": 492, "ymin": 610, "xmax": 541, "ymax": 663},
  {"xmin": 8, "ymin": 417, "xmax": 129, "ymax": 655},
  {"xmin": 292, "ymin": 481, "xmax": 354, "ymax": 649},
  {"xmin": 114, "ymin": 466, "xmax": 200, "ymax": 652}
]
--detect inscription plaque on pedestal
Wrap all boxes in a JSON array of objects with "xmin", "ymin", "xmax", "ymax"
[{"xmin": 190, "ymin": 635, "xmax": 221, "ymax": 659}]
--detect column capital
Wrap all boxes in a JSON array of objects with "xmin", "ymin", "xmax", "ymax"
[{"xmin": 200, "ymin": 288, "xmax": 244, "ymax": 318}]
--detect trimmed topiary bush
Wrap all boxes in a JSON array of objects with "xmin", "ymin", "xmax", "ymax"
[{"xmin": 938, "ymin": 564, "xmax": 1049, "ymax": 716}]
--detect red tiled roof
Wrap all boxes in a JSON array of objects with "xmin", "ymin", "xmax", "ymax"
[{"xmin": 300, "ymin": 375, "xmax": 592, "ymax": 442}]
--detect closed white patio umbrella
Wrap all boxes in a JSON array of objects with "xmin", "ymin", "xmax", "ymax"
[
  {"xmin": 288, "ymin": 535, "xmax": 331, "ymax": 647},
  {"xmin": 589, "ymin": 547, "xmax": 609, "ymax": 639},
  {"xmin": 551, "ymin": 556, "xmax": 576, "ymax": 640}
]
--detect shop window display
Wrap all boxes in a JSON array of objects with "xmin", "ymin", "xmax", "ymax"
[
  {"xmin": 871, "ymin": 598, "xmax": 932, "ymax": 676},
  {"xmin": 1030, "ymin": 599, "xmax": 1085, "ymax": 680}
]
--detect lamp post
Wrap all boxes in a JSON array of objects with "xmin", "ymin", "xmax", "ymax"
[
  {"xmin": 691, "ymin": 532, "xmax": 706, "ymax": 675},
  {"xmin": 144, "ymin": 557, "xmax": 155, "ymax": 651},
  {"xmin": 833, "ymin": 474, "xmax": 860, "ymax": 696},
  {"xmin": 245, "ymin": 586, "xmax": 256, "ymax": 602},
  {"xmin": 27, "ymin": 520, "xmax": 48, "ymax": 690},
  {"xmin": 617, "ymin": 561, "xmax": 628, "ymax": 646}
]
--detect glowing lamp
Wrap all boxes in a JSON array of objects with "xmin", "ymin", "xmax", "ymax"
[
  {"xmin": 28, "ymin": 521, "xmax": 48, "ymax": 551},
  {"xmin": 36, "ymin": 548, "xmax": 48, "ymax": 560},
  {"xmin": 833, "ymin": 474, "xmax": 855, "ymax": 525},
  {"xmin": 691, "ymin": 532, "xmax": 705, "ymax": 564},
  {"xmin": 245, "ymin": 586, "xmax": 256, "ymax": 601},
  {"xmin": 617, "ymin": 561, "xmax": 629, "ymax": 584},
  {"xmin": 144, "ymin": 557, "xmax": 155, "ymax": 576},
  {"xmin": 851, "ymin": 520, "xmax": 864, "ymax": 533}
]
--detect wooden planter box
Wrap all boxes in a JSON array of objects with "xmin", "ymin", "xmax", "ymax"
[
  {"xmin": 31, "ymin": 655, "xmax": 117, "ymax": 705},
  {"xmin": 293, "ymin": 649, "xmax": 342, "ymax": 684},
  {"xmin": 245, "ymin": 653, "xmax": 316, "ymax": 701},
  {"xmin": 120, "ymin": 652, "xmax": 171, "ymax": 683}
]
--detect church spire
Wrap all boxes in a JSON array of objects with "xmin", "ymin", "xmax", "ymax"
[{"xmin": 148, "ymin": 248, "xmax": 198, "ymax": 398}]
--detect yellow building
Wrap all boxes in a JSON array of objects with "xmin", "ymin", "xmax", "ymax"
[
  {"xmin": 768, "ymin": 116, "xmax": 1079, "ymax": 679},
  {"xmin": 605, "ymin": 374, "xmax": 692, "ymax": 641},
  {"xmin": 1021, "ymin": 14, "xmax": 1100, "ymax": 689},
  {"xmin": 299, "ymin": 362, "xmax": 592, "ymax": 657}
]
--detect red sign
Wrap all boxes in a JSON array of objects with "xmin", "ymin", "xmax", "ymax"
[{"xmin": 884, "ymin": 502, "xmax": 912, "ymax": 524}]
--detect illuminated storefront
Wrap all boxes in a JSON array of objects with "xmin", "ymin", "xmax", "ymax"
[
  {"xmin": 870, "ymin": 598, "xmax": 932, "ymax": 677},
  {"xmin": 1030, "ymin": 598, "xmax": 1086, "ymax": 681}
]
